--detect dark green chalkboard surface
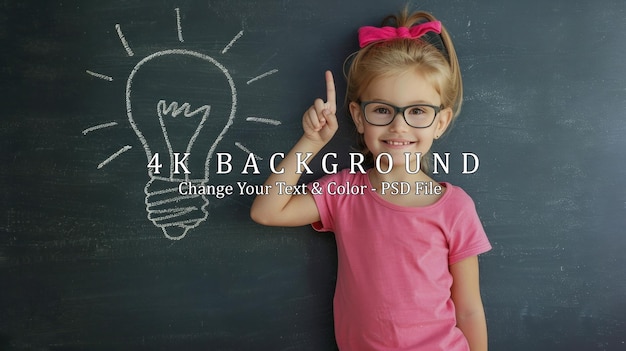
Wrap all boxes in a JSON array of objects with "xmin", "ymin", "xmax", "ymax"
[{"xmin": 2, "ymin": 0, "xmax": 625, "ymax": 350}]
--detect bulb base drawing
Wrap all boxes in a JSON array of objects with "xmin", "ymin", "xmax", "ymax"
[{"xmin": 144, "ymin": 177, "xmax": 209, "ymax": 240}]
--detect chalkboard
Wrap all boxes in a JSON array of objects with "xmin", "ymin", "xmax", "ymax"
[{"xmin": 2, "ymin": 0, "xmax": 626, "ymax": 350}]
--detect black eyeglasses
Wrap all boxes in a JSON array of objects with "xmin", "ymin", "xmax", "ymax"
[{"xmin": 360, "ymin": 101, "xmax": 442, "ymax": 128}]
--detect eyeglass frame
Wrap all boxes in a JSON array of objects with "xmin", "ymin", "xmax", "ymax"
[{"xmin": 359, "ymin": 100, "xmax": 443, "ymax": 129}]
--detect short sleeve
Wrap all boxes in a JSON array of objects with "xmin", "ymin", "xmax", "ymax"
[{"xmin": 446, "ymin": 190, "xmax": 492, "ymax": 265}]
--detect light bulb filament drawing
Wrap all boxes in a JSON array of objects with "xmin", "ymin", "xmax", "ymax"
[{"xmin": 156, "ymin": 100, "xmax": 211, "ymax": 179}]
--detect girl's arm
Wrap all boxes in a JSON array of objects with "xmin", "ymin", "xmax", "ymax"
[
  {"xmin": 450, "ymin": 255, "xmax": 488, "ymax": 351},
  {"xmin": 250, "ymin": 71, "xmax": 338, "ymax": 227}
]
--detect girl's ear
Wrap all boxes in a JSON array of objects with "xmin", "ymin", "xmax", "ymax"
[
  {"xmin": 435, "ymin": 107, "xmax": 453, "ymax": 138},
  {"xmin": 349, "ymin": 101, "xmax": 365, "ymax": 134}
]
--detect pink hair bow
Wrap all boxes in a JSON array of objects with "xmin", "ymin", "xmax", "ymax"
[{"xmin": 358, "ymin": 21, "xmax": 442, "ymax": 48}]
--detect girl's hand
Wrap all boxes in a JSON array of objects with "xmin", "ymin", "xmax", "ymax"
[{"xmin": 302, "ymin": 70, "xmax": 338, "ymax": 146}]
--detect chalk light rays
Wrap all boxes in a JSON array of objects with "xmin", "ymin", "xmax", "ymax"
[
  {"xmin": 115, "ymin": 23, "xmax": 134, "ymax": 57},
  {"xmin": 221, "ymin": 30, "xmax": 243, "ymax": 54},
  {"xmin": 175, "ymin": 7, "xmax": 184, "ymax": 42},
  {"xmin": 236, "ymin": 69, "xmax": 282, "ymax": 161},
  {"xmin": 85, "ymin": 70, "xmax": 113, "ymax": 81},
  {"xmin": 84, "ymin": 7, "xmax": 281, "ymax": 169}
]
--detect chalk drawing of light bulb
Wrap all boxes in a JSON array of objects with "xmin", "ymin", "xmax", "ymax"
[
  {"xmin": 126, "ymin": 49, "xmax": 236, "ymax": 240},
  {"xmin": 84, "ymin": 9, "xmax": 281, "ymax": 240}
]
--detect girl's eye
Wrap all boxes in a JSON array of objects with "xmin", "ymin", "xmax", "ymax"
[
  {"xmin": 408, "ymin": 107, "xmax": 427, "ymax": 115},
  {"xmin": 373, "ymin": 106, "xmax": 391, "ymax": 114}
]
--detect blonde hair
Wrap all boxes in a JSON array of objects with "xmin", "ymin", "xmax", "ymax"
[{"xmin": 345, "ymin": 9, "xmax": 463, "ymax": 172}]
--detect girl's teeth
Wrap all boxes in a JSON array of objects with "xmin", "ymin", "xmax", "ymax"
[{"xmin": 387, "ymin": 141, "xmax": 410, "ymax": 145}]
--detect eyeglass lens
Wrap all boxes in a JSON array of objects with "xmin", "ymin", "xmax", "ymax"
[{"xmin": 363, "ymin": 102, "xmax": 437, "ymax": 128}]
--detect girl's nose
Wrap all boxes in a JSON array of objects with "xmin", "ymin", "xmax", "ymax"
[{"xmin": 389, "ymin": 112, "xmax": 410, "ymax": 132}]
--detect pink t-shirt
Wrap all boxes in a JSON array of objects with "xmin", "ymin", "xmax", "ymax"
[{"xmin": 309, "ymin": 169, "xmax": 491, "ymax": 351}]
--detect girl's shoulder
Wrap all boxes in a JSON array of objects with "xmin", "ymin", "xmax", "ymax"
[{"xmin": 434, "ymin": 183, "xmax": 485, "ymax": 232}]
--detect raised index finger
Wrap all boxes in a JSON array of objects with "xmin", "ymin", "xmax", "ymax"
[{"xmin": 325, "ymin": 70, "xmax": 336, "ymax": 112}]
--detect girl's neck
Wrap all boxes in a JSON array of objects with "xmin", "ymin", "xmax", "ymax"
[{"xmin": 369, "ymin": 166, "xmax": 434, "ymax": 184}]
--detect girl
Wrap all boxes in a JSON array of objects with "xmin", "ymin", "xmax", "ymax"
[{"xmin": 251, "ymin": 9, "xmax": 491, "ymax": 351}]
